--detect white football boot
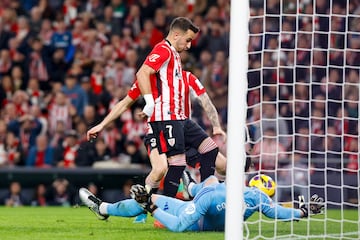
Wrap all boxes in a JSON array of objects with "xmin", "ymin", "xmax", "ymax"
[
  {"xmin": 79, "ymin": 188, "xmax": 109, "ymax": 220},
  {"xmin": 181, "ymin": 171, "xmax": 196, "ymax": 199}
]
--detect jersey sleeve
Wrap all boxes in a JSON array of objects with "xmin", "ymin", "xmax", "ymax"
[
  {"xmin": 127, "ymin": 81, "xmax": 141, "ymax": 100},
  {"xmin": 186, "ymin": 71, "xmax": 206, "ymax": 96},
  {"xmin": 258, "ymin": 191, "xmax": 302, "ymax": 220},
  {"xmin": 144, "ymin": 43, "xmax": 170, "ymax": 72}
]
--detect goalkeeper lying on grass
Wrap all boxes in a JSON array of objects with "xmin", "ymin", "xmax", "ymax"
[{"xmin": 79, "ymin": 173, "xmax": 324, "ymax": 232}]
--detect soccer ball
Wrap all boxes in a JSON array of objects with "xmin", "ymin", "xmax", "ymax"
[{"xmin": 249, "ymin": 174, "xmax": 276, "ymax": 197}]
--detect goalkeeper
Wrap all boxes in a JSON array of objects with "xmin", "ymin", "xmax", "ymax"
[{"xmin": 79, "ymin": 173, "xmax": 324, "ymax": 232}]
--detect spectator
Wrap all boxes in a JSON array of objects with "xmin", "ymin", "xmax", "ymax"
[
  {"xmin": 136, "ymin": 36, "xmax": 152, "ymax": 67},
  {"xmin": 79, "ymin": 75, "xmax": 98, "ymax": 107},
  {"xmin": 14, "ymin": 16, "xmax": 33, "ymax": 56},
  {"xmin": 0, "ymin": 49, "xmax": 12, "ymax": 76},
  {"xmin": 49, "ymin": 120, "xmax": 66, "ymax": 148},
  {"xmin": 121, "ymin": 105, "xmax": 147, "ymax": 150},
  {"xmin": 0, "ymin": 75, "xmax": 14, "ymax": 107},
  {"xmin": 89, "ymin": 61, "xmax": 105, "ymax": 95},
  {"xmin": 90, "ymin": 137, "xmax": 112, "ymax": 165},
  {"xmin": 48, "ymin": 48, "xmax": 71, "ymax": 83},
  {"xmin": 252, "ymin": 102, "xmax": 290, "ymax": 149},
  {"xmin": 62, "ymin": 0, "xmax": 79, "ymax": 27},
  {"xmin": 61, "ymin": 74, "xmax": 88, "ymax": 116},
  {"xmin": 26, "ymin": 78, "xmax": 45, "ymax": 108},
  {"xmin": 54, "ymin": 129, "xmax": 80, "ymax": 168},
  {"xmin": 197, "ymin": 19, "xmax": 228, "ymax": 56},
  {"xmin": 101, "ymin": 5, "xmax": 121, "ymax": 36},
  {"xmin": 48, "ymin": 91, "xmax": 73, "ymax": 135},
  {"xmin": 2, "ymin": 102, "xmax": 19, "ymax": 123},
  {"xmin": 4, "ymin": 131, "xmax": 23, "ymax": 166},
  {"xmin": 81, "ymin": 105, "xmax": 99, "ymax": 128},
  {"xmin": 124, "ymin": 140, "xmax": 148, "ymax": 165},
  {"xmin": 203, "ymin": 50, "xmax": 228, "ymax": 124},
  {"xmin": 344, "ymin": 137, "xmax": 358, "ymax": 174},
  {"xmin": 0, "ymin": 141, "xmax": 7, "ymax": 167},
  {"xmin": 7, "ymin": 113, "xmax": 43, "ymax": 155},
  {"xmin": 28, "ymin": 37, "xmax": 52, "ymax": 91},
  {"xmin": 0, "ymin": 119, "xmax": 8, "ymax": 144},
  {"xmin": 251, "ymin": 127, "xmax": 288, "ymax": 171},
  {"xmin": 118, "ymin": 179, "xmax": 134, "ymax": 200},
  {"xmin": 31, "ymin": 183, "xmax": 47, "ymax": 206},
  {"xmin": 50, "ymin": 19, "xmax": 74, "ymax": 63},
  {"xmin": 79, "ymin": 0, "xmax": 104, "ymax": 20},
  {"xmin": 325, "ymin": 126, "xmax": 342, "ymax": 169},
  {"xmin": 124, "ymin": 4, "xmax": 142, "ymax": 37},
  {"xmin": 46, "ymin": 178, "xmax": 75, "ymax": 206},
  {"xmin": 101, "ymin": 121, "xmax": 124, "ymax": 157},
  {"xmin": 74, "ymin": 119, "xmax": 90, "ymax": 143},
  {"xmin": 110, "ymin": 0, "xmax": 127, "ymax": 28},
  {"xmin": 276, "ymin": 153, "xmax": 309, "ymax": 202},
  {"xmin": 79, "ymin": 29, "xmax": 103, "ymax": 63},
  {"xmin": 38, "ymin": 19, "xmax": 54, "ymax": 46},
  {"xmin": 113, "ymin": 58, "xmax": 135, "ymax": 88},
  {"xmin": 29, "ymin": 6, "xmax": 43, "ymax": 35},
  {"xmin": 0, "ymin": 18, "xmax": 13, "ymax": 50},
  {"xmin": 26, "ymin": 134, "xmax": 54, "ymax": 168},
  {"xmin": 137, "ymin": 18, "xmax": 164, "ymax": 48},
  {"xmin": 1, "ymin": 181, "xmax": 29, "ymax": 206}
]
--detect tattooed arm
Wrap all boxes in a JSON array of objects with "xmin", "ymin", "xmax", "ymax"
[{"xmin": 197, "ymin": 93, "xmax": 227, "ymax": 142}]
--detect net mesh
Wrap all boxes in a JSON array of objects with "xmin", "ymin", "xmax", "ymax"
[{"xmin": 246, "ymin": 0, "xmax": 360, "ymax": 239}]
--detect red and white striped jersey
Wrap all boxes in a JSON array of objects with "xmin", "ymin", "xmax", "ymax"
[
  {"xmin": 142, "ymin": 40, "xmax": 196, "ymax": 121},
  {"xmin": 48, "ymin": 103, "xmax": 72, "ymax": 134},
  {"xmin": 128, "ymin": 70, "xmax": 206, "ymax": 119}
]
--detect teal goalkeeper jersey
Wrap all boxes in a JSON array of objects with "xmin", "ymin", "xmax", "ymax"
[
  {"xmin": 153, "ymin": 181, "xmax": 302, "ymax": 231},
  {"xmin": 106, "ymin": 177, "xmax": 303, "ymax": 232}
]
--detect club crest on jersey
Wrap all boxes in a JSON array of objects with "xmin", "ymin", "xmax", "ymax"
[
  {"xmin": 167, "ymin": 138, "xmax": 175, "ymax": 147},
  {"xmin": 148, "ymin": 54, "xmax": 160, "ymax": 62},
  {"xmin": 185, "ymin": 203, "xmax": 196, "ymax": 214},
  {"xmin": 147, "ymin": 123, "xmax": 153, "ymax": 134}
]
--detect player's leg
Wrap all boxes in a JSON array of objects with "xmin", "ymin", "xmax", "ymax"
[
  {"xmin": 79, "ymin": 188, "xmax": 145, "ymax": 219},
  {"xmin": 160, "ymin": 120, "xmax": 187, "ymax": 197},
  {"xmin": 105, "ymin": 199, "xmax": 146, "ymax": 217},
  {"xmin": 143, "ymin": 123, "xmax": 169, "ymax": 194},
  {"xmin": 184, "ymin": 119, "xmax": 224, "ymax": 181},
  {"xmin": 137, "ymin": 128, "xmax": 168, "ymax": 223},
  {"xmin": 145, "ymin": 148, "xmax": 168, "ymax": 194},
  {"xmin": 164, "ymin": 154, "xmax": 186, "ymax": 196}
]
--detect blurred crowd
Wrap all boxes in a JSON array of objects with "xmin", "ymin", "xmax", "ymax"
[
  {"xmin": 247, "ymin": 0, "xmax": 360, "ymax": 178},
  {"xmin": 0, "ymin": 0, "xmax": 230, "ymax": 169},
  {"xmin": 0, "ymin": 178, "xmax": 135, "ymax": 206},
  {"xmin": 0, "ymin": 0, "xmax": 358, "ymax": 196}
]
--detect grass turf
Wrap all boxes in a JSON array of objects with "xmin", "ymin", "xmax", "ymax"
[{"xmin": 0, "ymin": 207, "xmax": 358, "ymax": 240}]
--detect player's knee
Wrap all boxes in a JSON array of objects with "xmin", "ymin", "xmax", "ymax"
[
  {"xmin": 198, "ymin": 137, "xmax": 218, "ymax": 154},
  {"xmin": 151, "ymin": 165, "xmax": 168, "ymax": 181},
  {"xmin": 215, "ymin": 152, "xmax": 226, "ymax": 175},
  {"xmin": 204, "ymin": 176, "xmax": 219, "ymax": 186}
]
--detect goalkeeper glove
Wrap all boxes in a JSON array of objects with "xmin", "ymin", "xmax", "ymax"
[
  {"xmin": 298, "ymin": 195, "xmax": 308, "ymax": 218},
  {"xmin": 309, "ymin": 194, "xmax": 324, "ymax": 215},
  {"xmin": 130, "ymin": 184, "xmax": 158, "ymax": 214}
]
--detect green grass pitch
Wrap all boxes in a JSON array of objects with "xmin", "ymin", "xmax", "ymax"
[{"xmin": 0, "ymin": 207, "xmax": 358, "ymax": 240}]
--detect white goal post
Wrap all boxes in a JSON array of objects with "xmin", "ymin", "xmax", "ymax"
[
  {"xmin": 225, "ymin": 0, "xmax": 249, "ymax": 239},
  {"xmin": 227, "ymin": 0, "xmax": 360, "ymax": 239}
]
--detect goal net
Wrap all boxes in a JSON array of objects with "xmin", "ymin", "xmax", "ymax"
[{"xmin": 245, "ymin": 0, "xmax": 360, "ymax": 239}]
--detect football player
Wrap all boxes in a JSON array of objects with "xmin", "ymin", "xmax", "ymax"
[{"xmin": 79, "ymin": 173, "xmax": 324, "ymax": 232}]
